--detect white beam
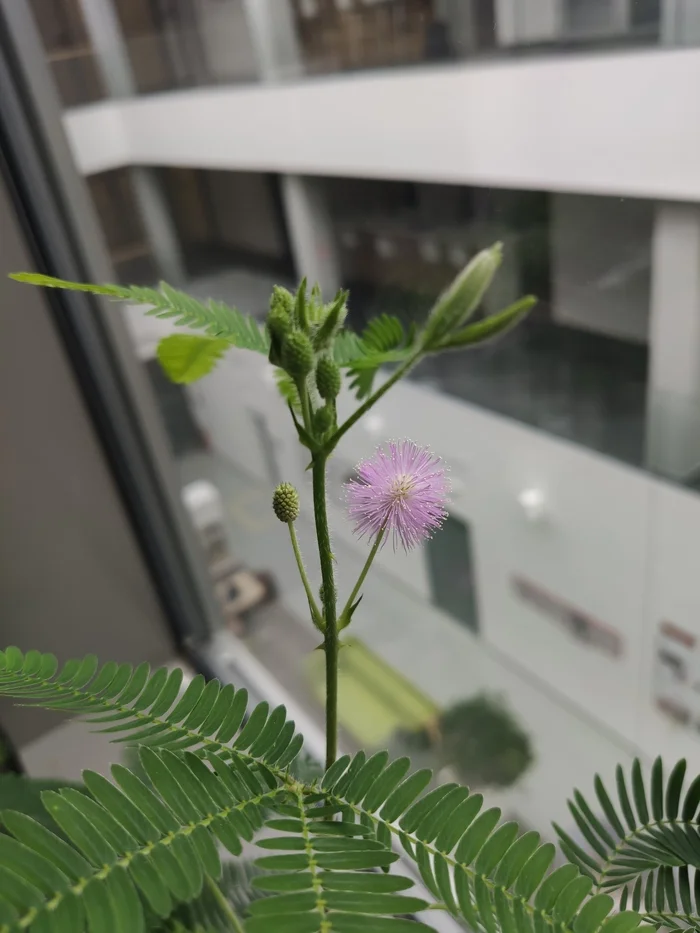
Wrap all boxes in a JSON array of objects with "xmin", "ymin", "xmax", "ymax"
[{"xmin": 63, "ymin": 48, "xmax": 700, "ymax": 203}]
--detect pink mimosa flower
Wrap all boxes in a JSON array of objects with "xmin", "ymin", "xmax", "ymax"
[{"xmin": 345, "ymin": 440, "xmax": 449, "ymax": 551}]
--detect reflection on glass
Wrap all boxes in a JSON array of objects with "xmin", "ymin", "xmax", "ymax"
[
  {"xmin": 77, "ymin": 162, "xmax": 677, "ymax": 845},
  {"xmin": 28, "ymin": 0, "xmax": 106, "ymax": 106}
]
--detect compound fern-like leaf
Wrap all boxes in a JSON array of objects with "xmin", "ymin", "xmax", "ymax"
[
  {"xmin": 9, "ymin": 273, "xmax": 269, "ymax": 353},
  {"xmin": 556, "ymin": 757, "xmax": 700, "ymax": 933},
  {"xmin": 0, "ymin": 648, "xmax": 303, "ymax": 783},
  {"xmin": 251, "ymin": 786, "xmax": 433, "ymax": 932},
  {"xmin": 345, "ymin": 314, "xmax": 415, "ymax": 400},
  {"xmin": 0, "ymin": 749, "xmax": 288, "ymax": 932},
  {"xmin": 321, "ymin": 752, "xmax": 643, "ymax": 933}
]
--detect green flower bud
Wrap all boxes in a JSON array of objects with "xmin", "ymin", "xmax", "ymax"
[
  {"xmin": 282, "ymin": 331, "xmax": 314, "ymax": 379},
  {"xmin": 270, "ymin": 285, "xmax": 294, "ymax": 317},
  {"xmin": 313, "ymin": 403, "xmax": 334, "ymax": 436},
  {"xmin": 312, "ymin": 290, "xmax": 348, "ymax": 351},
  {"xmin": 267, "ymin": 287, "xmax": 294, "ymax": 367},
  {"xmin": 315, "ymin": 356, "xmax": 341, "ymax": 400},
  {"xmin": 272, "ymin": 483, "xmax": 300, "ymax": 523},
  {"xmin": 421, "ymin": 241, "xmax": 503, "ymax": 350},
  {"xmin": 267, "ymin": 304, "xmax": 291, "ymax": 344}
]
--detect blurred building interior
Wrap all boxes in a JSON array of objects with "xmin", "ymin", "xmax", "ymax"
[{"xmin": 5, "ymin": 0, "xmax": 700, "ymax": 856}]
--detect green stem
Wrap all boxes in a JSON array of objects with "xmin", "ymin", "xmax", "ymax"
[
  {"xmin": 205, "ymin": 877, "xmax": 245, "ymax": 933},
  {"xmin": 288, "ymin": 521, "xmax": 323, "ymax": 631},
  {"xmin": 298, "ymin": 377, "xmax": 313, "ymax": 437},
  {"xmin": 338, "ymin": 528, "xmax": 385, "ymax": 629},
  {"xmin": 312, "ymin": 453, "xmax": 338, "ymax": 769},
  {"xmin": 324, "ymin": 352, "xmax": 421, "ymax": 454}
]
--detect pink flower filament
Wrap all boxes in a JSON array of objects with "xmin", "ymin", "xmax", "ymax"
[{"xmin": 345, "ymin": 440, "xmax": 449, "ymax": 551}]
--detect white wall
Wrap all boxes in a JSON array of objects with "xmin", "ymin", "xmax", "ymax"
[
  {"xmin": 551, "ymin": 193, "xmax": 652, "ymax": 342},
  {"xmin": 64, "ymin": 48, "xmax": 700, "ymax": 202}
]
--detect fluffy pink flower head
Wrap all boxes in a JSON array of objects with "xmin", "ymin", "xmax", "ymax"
[{"xmin": 345, "ymin": 440, "xmax": 449, "ymax": 551}]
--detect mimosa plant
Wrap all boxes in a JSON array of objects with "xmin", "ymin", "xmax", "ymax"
[{"xmin": 2, "ymin": 250, "xmax": 695, "ymax": 933}]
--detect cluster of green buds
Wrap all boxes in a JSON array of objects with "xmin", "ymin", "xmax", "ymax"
[{"xmin": 266, "ymin": 279, "xmax": 346, "ymax": 447}]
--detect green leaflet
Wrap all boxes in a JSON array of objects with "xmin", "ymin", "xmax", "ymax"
[{"xmin": 156, "ymin": 334, "xmax": 230, "ymax": 384}]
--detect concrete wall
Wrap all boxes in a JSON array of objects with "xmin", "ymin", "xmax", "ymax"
[
  {"xmin": 63, "ymin": 47, "xmax": 700, "ymax": 202},
  {"xmin": 551, "ymin": 193, "xmax": 652, "ymax": 343},
  {"xmin": 0, "ymin": 176, "xmax": 173, "ymax": 748}
]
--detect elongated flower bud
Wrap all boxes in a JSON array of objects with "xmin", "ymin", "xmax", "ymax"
[
  {"xmin": 267, "ymin": 305, "xmax": 291, "ymax": 344},
  {"xmin": 270, "ymin": 285, "xmax": 294, "ymax": 317},
  {"xmin": 313, "ymin": 403, "xmax": 334, "ymax": 436},
  {"xmin": 421, "ymin": 242, "xmax": 503, "ymax": 350},
  {"xmin": 316, "ymin": 357, "xmax": 341, "ymax": 400},
  {"xmin": 272, "ymin": 483, "xmax": 300, "ymax": 523},
  {"xmin": 282, "ymin": 331, "xmax": 314, "ymax": 379}
]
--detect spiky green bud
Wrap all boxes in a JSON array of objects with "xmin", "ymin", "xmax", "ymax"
[
  {"xmin": 267, "ymin": 287, "xmax": 294, "ymax": 366},
  {"xmin": 313, "ymin": 291, "xmax": 348, "ymax": 351},
  {"xmin": 313, "ymin": 403, "xmax": 334, "ymax": 436},
  {"xmin": 272, "ymin": 483, "xmax": 300, "ymax": 523},
  {"xmin": 267, "ymin": 305, "xmax": 291, "ymax": 344},
  {"xmin": 282, "ymin": 331, "xmax": 314, "ymax": 379},
  {"xmin": 270, "ymin": 285, "xmax": 294, "ymax": 318},
  {"xmin": 315, "ymin": 357, "xmax": 341, "ymax": 400},
  {"xmin": 421, "ymin": 242, "xmax": 503, "ymax": 350}
]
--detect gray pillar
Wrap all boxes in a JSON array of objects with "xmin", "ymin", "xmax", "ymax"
[
  {"xmin": 646, "ymin": 203, "xmax": 700, "ymax": 481},
  {"xmin": 661, "ymin": 0, "xmax": 700, "ymax": 45},
  {"xmin": 240, "ymin": 4, "xmax": 337, "ymax": 295},
  {"xmin": 77, "ymin": 0, "xmax": 185, "ymax": 284},
  {"xmin": 281, "ymin": 175, "xmax": 341, "ymax": 298},
  {"xmin": 241, "ymin": 0, "xmax": 302, "ymax": 83}
]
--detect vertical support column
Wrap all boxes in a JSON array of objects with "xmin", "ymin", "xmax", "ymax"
[
  {"xmin": 281, "ymin": 175, "xmax": 341, "ymax": 298},
  {"xmin": 77, "ymin": 0, "xmax": 185, "ymax": 283},
  {"xmin": 661, "ymin": 0, "xmax": 700, "ymax": 46},
  {"xmin": 494, "ymin": 0, "xmax": 561, "ymax": 46},
  {"xmin": 646, "ymin": 203, "xmax": 700, "ymax": 481},
  {"xmin": 241, "ymin": 0, "xmax": 302, "ymax": 82},
  {"xmin": 241, "ymin": 1, "xmax": 339, "ymax": 294}
]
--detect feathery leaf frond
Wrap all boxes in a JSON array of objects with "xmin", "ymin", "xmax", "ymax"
[
  {"xmin": 0, "ymin": 648, "xmax": 303, "ymax": 781},
  {"xmin": 556, "ymin": 757, "xmax": 700, "ymax": 932},
  {"xmin": 9, "ymin": 273, "xmax": 269, "ymax": 352},
  {"xmin": 319, "ymin": 752, "xmax": 643, "ymax": 933}
]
